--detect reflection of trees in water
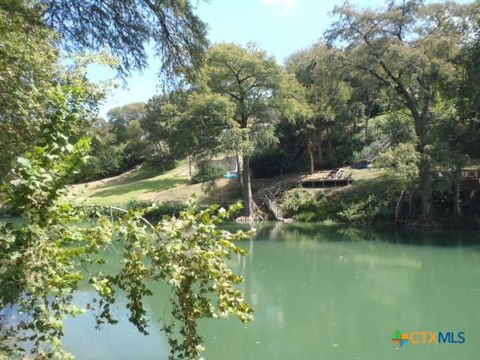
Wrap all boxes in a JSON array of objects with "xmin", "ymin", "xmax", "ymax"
[
  {"xmin": 258, "ymin": 222, "xmax": 480, "ymax": 247},
  {"xmin": 240, "ymin": 222, "xmax": 480, "ymax": 353},
  {"xmin": 0, "ymin": 304, "xmax": 33, "ymax": 351}
]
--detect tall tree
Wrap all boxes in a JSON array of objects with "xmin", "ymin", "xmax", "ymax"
[
  {"xmin": 141, "ymin": 90, "xmax": 191, "ymax": 165},
  {"xmin": 455, "ymin": 0, "xmax": 480, "ymax": 159},
  {"xmin": 199, "ymin": 43, "xmax": 309, "ymax": 217},
  {"xmin": 327, "ymin": 0, "xmax": 474, "ymax": 221},
  {"xmin": 1, "ymin": 0, "xmax": 208, "ymax": 181},
  {"xmin": 286, "ymin": 43, "xmax": 354, "ymax": 172}
]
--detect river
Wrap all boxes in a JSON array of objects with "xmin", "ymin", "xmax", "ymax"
[{"xmin": 6, "ymin": 221, "xmax": 480, "ymax": 359}]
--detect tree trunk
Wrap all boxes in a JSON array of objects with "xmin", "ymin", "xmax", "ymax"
[
  {"xmin": 188, "ymin": 155, "xmax": 192, "ymax": 178},
  {"xmin": 316, "ymin": 128, "xmax": 322, "ymax": 165},
  {"xmin": 413, "ymin": 108, "xmax": 432, "ymax": 222},
  {"xmin": 365, "ymin": 93, "xmax": 371, "ymax": 142},
  {"xmin": 326, "ymin": 128, "xmax": 333, "ymax": 160},
  {"xmin": 236, "ymin": 152, "xmax": 243, "ymax": 186},
  {"xmin": 364, "ymin": 117, "xmax": 369, "ymax": 142},
  {"xmin": 242, "ymin": 154, "xmax": 254, "ymax": 218},
  {"xmin": 307, "ymin": 141, "xmax": 315, "ymax": 174},
  {"xmin": 419, "ymin": 156, "xmax": 433, "ymax": 222},
  {"xmin": 453, "ymin": 171, "xmax": 461, "ymax": 218}
]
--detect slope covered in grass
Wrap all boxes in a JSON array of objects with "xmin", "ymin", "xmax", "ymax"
[
  {"xmin": 72, "ymin": 163, "xmax": 190, "ymax": 205},
  {"xmin": 72, "ymin": 161, "xmax": 242, "ymax": 206}
]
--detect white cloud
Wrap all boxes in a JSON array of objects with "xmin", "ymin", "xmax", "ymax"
[{"xmin": 261, "ymin": 0, "xmax": 298, "ymax": 12}]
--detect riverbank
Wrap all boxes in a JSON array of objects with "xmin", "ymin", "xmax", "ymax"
[
  {"xmin": 24, "ymin": 162, "xmax": 479, "ymax": 230},
  {"xmin": 276, "ymin": 174, "xmax": 480, "ymax": 230}
]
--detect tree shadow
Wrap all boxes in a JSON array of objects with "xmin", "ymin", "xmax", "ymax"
[
  {"xmin": 91, "ymin": 178, "xmax": 188, "ymax": 199},
  {"xmin": 95, "ymin": 166, "xmax": 167, "ymax": 190}
]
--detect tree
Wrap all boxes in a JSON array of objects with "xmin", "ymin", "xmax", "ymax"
[
  {"xmin": 455, "ymin": 1, "xmax": 480, "ymax": 159},
  {"xmin": 199, "ymin": 43, "xmax": 310, "ymax": 217},
  {"xmin": 327, "ymin": 0, "xmax": 474, "ymax": 221},
  {"xmin": 0, "ymin": 3, "xmax": 58, "ymax": 181},
  {"xmin": 1, "ymin": 0, "xmax": 209, "ymax": 181},
  {"xmin": 107, "ymin": 102, "xmax": 147, "ymax": 143},
  {"xmin": 0, "ymin": 71, "xmax": 253, "ymax": 360},
  {"xmin": 74, "ymin": 118, "xmax": 125, "ymax": 181},
  {"xmin": 34, "ymin": 0, "xmax": 208, "ymax": 78},
  {"xmin": 141, "ymin": 90, "xmax": 192, "ymax": 169},
  {"xmin": 286, "ymin": 43, "xmax": 354, "ymax": 172},
  {"xmin": 173, "ymin": 93, "xmax": 238, "ymax": 159},
  {"xmin": 1, "ymin": 2, "xmax": 253, "ymax": 359}
]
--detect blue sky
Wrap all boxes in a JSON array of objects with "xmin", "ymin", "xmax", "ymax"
[{"xmin": 88, "ymin": 0, "xmax": 408, "ymax": 118}]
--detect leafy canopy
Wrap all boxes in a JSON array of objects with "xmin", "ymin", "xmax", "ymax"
[{"xmin": 0, "ymin": 80, "xmax": 254, "ymax": 358}]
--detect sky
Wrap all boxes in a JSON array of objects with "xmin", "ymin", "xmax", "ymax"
[{"xmin": 89, "ymin": 0, "xmax": 397, "ymax": 119}]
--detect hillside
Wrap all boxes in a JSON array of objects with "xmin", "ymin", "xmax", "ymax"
[{"xmin": 71, "ymin": 162, "xmax": 242, "ymax": 206}]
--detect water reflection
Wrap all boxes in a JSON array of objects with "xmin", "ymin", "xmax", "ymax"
[
  {"xmin": 201, "ymin": 223, "xmax": 480, "ymax": 360},
  {"xmin": 5, "ymin": 222, "xmax": 479, "ymax": 360}
]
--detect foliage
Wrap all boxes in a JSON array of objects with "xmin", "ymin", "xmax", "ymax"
[
  {"xmin": 0, "ymin": 79, "xmax": 253, "ymax": 360},
  {"xmin": 74, "ymin": 118, "xmax": 125, "ymax": 181},
  {"xmin": 455, "ymin": 10, "xmax": 480, "ymax": 157},
  {"xmin": 366, "ymin": 112, "xmax": 416, "ymax": 146},
  {"xmin": 280, "ymin": 176, "xmax": 402, "ymax": 225},
  {"xmin": 0, "ymin": 82, "xmax": 97, "ymax": 359},
  {"xmin": 139, "ymin": 92, "xmax": 188, "ymax": 170},
  {"xmin": 250, "ymin": 148, "xmax": 288, "ymax": 178},
  {"xmin": 124, "ymin": 199, "xmax": 188, "ymax": 222},
  {"xmin": 37, "ymin": 0, "xmax": 208, "ymax": 79},
  {"xmin": 173, "ymin": 93, "xmax": 238, "ymax": 160},
  {"xmin": 90, "ymin": 200, "xmax": 254, "ymax": 360},
  {"xmin": 192, "ymin": 161, "xmax": 226, "ymax": 194},
  {"xmin": 337, "ymin": 193, "xmax": 396, "ymax": 225},
  {"xmin": 0, "ymin": 4, "xmax": 57, "ymax": 181},
  {"xmin": 0, "ymin": 2, "xmax": 258, "ymax": 359},
  {"xmin": 352, "ymin": 139, "xmax": 385, "ymax": 163},
  {"xmin": 326, "ymin": 0, "xmax": 475, "ymax": 220},
  {"xmin": 279, "ymin": 189, "xmax": 317, "ymax": 218},
  {"xmin": 197, "ymin": 42, "xmax": 311, "ymax": 216},
  {"xmin": 376, "ymin": 143, "xmax": 420, "ymax": 189},
  {"xmin": 107, "ymin": 103, "xmax": 147, "ymax": 143},
  {"xmin": 285, "ymin": 42, "xmax": 354, "ymax": 170}
]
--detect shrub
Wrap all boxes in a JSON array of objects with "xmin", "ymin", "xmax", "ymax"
[
  {"xmin": 337, "ymin": 193, "xmax": 396, "ymax": 224},
  {"xmin": 192, "ymin": 162, "xmax": 226, "ymax": 184},
  {"xmin": 124, "ymin": 199, "xmax": 188, "ymax": 222},
  {"xmin": 280, "ymin": 177, "xmax": 400, "ymax": 224},
  {"xmin": 280, "ymin": 189, "xmax": 317, "ymax": 218},
  {"xmin": 250, "ymin": 148, "xmax": 287, "ymax": 178}
]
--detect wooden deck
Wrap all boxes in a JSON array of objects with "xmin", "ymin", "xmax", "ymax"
[
  {"xmin": 461, "ymin": 170, "xmax": 480, "ymax": 197},
  {"xmin": 301, "ymin": 169, "xmax": 353, "ymax": 188},
  {"xmin": 302, "ymin": 178, "xmax": 353, "ymax": 188},
  {"xmin": 462, "ymin": 169, "xmax": 480, "ymax": 180}
]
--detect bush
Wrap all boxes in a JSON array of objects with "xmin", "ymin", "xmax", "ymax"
[
  {"xmin": 279, "ymin": 189, "xmax": 317, "ymax": 218},
  {"xmin": 337, "ymin": 193, "xmax": 395, "ymax": 224},
  {"xmin": 191, "ymin": 162, "xmax": 226, "ymax": 184},
  {"xmin": 124, "ymin": 199, "xmax": 188, "ymax": 222},
  {"xmin": 250, "ymin": 148, "xmax": 287, "ymax": 178},
  {"xmin": 191, "ymin": 161, "xmax": 226, "ymax": 194},
  {"xmin": 279, "ymin": 177, "xmax": 401, "ymax": 224}
]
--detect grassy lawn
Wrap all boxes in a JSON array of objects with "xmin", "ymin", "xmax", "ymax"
[
  {"xmin": 72, "ymin": 163, "xmax": 191, "ymax": 205},
  {"xmin": 71, "ymin": 161, "xmax": 243, "ymax": 206}
]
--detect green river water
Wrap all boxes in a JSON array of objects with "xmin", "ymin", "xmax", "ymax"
[{"xmin": 6, "ymin": 222, "xmax": 480, "ymax": 359}]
